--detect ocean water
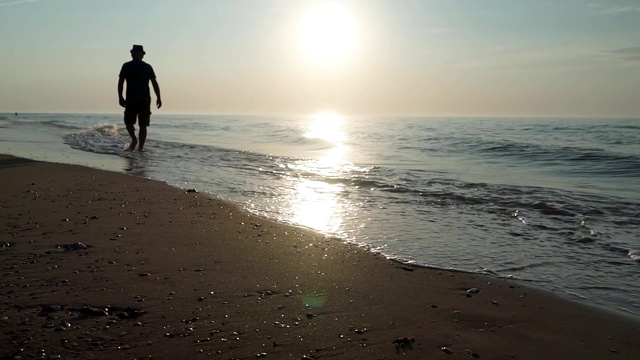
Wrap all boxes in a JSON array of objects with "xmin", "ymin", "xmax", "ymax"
[{"xmin": 1, "ymin": 113, "xmax": 639, "ymax": 316}]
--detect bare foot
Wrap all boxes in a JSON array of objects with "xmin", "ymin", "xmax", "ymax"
[
  {"xmin": 128, "ymin": 140, "xmax": 138, "ymax": 151},
  {"xmin": 137, "ymin": 146, "xmax": 144, "ymax": 152}
]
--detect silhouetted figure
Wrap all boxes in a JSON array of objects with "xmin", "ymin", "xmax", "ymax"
[{"xmin": 118, "ymin": 44, "xmax": 162, "ymax": 151}]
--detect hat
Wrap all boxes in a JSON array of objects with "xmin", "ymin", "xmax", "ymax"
[{"xmin": 130, "ymin": 45, "xmax": 145, "ymax": 54}]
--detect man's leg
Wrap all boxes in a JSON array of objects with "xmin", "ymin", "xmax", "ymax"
[
  {"xmin": 138, "ymin": 100, "xmax": 151, "ymax": 151},
  {"xmin": 138, "ymin": 126, "xmax": 147, "ymax": 151},
  {"xmin": 126, "ymin": 123, "xmax": 137, "ymax": 151}
]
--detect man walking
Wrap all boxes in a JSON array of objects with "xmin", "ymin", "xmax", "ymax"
[{"xmin": 118, "ymin": 44, "xmax": 162, "ymax": 151}]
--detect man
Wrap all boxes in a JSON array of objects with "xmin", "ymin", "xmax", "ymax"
[{"xmin": 118, "ymin": 44, "xmax": 162, "ymax": 151}]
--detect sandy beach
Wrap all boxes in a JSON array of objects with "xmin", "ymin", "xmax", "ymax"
[{"xmin": 1, "ymin": 155, "xmax": 638, "ymax": 360}]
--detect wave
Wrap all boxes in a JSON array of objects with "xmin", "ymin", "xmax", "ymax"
[
  {"xmin": 63, "ymin": 123, "xmax": 129, "ymax": 154},
  {"xmin": 289, "ymin": 135, "xmax": 342, "ymax": 151},
  {"xmin": 61, "ymin": 121, "xmax": 640, "ymax": 211},
  {"xmin": 453, "ymin": 138, "xmax": 640, "ymax": 178},
  {"xmin": 10, "ymin": 118, "xmax": 83, "ymax": 131}
]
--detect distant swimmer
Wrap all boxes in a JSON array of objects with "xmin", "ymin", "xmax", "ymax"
[
  {"xmin": 14, "ymin": 112, "xmax": 18, "ymax": 116},
  {"xmin": 117, "ymin": 44, "xmax": 162, "ymax": 151}
]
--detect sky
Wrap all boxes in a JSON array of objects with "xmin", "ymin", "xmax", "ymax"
[{"xmin": 0, "ymin": 0, "xmax": 639, "ymax": 117}]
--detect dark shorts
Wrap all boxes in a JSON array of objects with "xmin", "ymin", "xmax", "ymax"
[{"xmin": 124, "ymin": 97, "xmax": 151, "ymax": 127}]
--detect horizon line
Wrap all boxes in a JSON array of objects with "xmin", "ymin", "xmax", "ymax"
[{"xmin": 2, "ymin": 111, "xmax": 639, "ymax": 120}]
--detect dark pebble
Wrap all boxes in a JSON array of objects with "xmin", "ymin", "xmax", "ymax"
[
  {"xmin": 41, "ymin": 305, "xmax": 62, "ymax": 313},
  {"xmin": 62, "ymin": 242, "xmax": 88, "ymax": 251},
  {"xmin": 80, "ymin": 306, "xmax": 108, "ymax": 317},
  {"xmin": 441, "ymin": 347, "xmax": 453, "ymax": 355},
  {"xmin": 392, "ymin": 337, "xmax": 414, "ymax": 345},
  {"xmin": 117, "ymin": 308, "xmax": 144, "ymax": 319}
]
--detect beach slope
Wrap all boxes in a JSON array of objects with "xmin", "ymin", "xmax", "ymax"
[{"xmin": 1, "ymin": 155, "xmax": 638, "ymax": 359}]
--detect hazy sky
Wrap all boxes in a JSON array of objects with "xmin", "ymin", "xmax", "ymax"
[{"xmin": 1, "ymin": 0, "xmax": 639, "ymax": 117}]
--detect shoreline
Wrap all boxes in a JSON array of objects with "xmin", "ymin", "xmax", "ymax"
[{"xmin": 1, "ymin": 154, "xmax": 639, "ymax": 359}]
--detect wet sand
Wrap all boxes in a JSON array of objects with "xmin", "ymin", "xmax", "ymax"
[{"xmin": 1, "ymin": 155, "xmax": 638, "ymax": 359}]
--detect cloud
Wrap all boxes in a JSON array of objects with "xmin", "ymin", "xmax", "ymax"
[
  {"xmin": 586, "ymin": 2, "xmax": 640, "ymax": 13},
  {"xmin": 602, "ymin": 46, "xmax": 640, "ymax": 62},
  {"xmin": 603, "ymin": 6, "xmax": 640, "ymax": 13},
  {"xmin": 0, "ymin": 0, "xmax": 41, "ymax": 7}
]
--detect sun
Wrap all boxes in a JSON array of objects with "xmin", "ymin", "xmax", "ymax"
[{"xmin": 296, "ymin": 3, "xmax": 359, "ymax": 65}]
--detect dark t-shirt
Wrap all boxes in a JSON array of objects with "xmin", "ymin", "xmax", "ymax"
[{"xmin": 119, "ymin": 59, "xmax": 156, "ymax": 98}]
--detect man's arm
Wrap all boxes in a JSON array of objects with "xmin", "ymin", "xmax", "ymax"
[
  {"xmin": 117, "ymin": 77, "xmax": 126, "ymax": 107},
  {"xmin": 151, "ymin": 78, "xmax": 162, "ymax": 109}
]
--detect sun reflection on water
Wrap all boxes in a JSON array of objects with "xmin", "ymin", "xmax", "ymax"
[
  {"xmin": 285, "ymin": 113, "xmax": 352, "ymax": 234},
  {"xmin": 304, "ymin": 112, "xmax": 349, "ymax": 169},
  {"xmin": 304, "ymin": 112, "xmax": 346, "ymax": 144},
  {"xmin": 290, "ymin": 178, "xmax": 344, "ymax": 233}
]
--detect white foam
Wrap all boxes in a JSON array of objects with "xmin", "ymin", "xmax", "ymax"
[{"xmin": 63, "ymin": 123, "xmax": 129, "ymax": 155}]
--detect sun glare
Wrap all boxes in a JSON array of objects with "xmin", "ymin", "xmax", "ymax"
[
  {"xmin": 296, "ymin": 3, "xmax": 359, "ymax": 65},
  {"xmin": 304, "ymin": 112, "xmax": 345, "ymax": 143}
]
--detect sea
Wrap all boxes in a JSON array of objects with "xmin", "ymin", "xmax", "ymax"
[{"xmin": 1, "ymin": 113, "xmax": 639, "ymax": 317}]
